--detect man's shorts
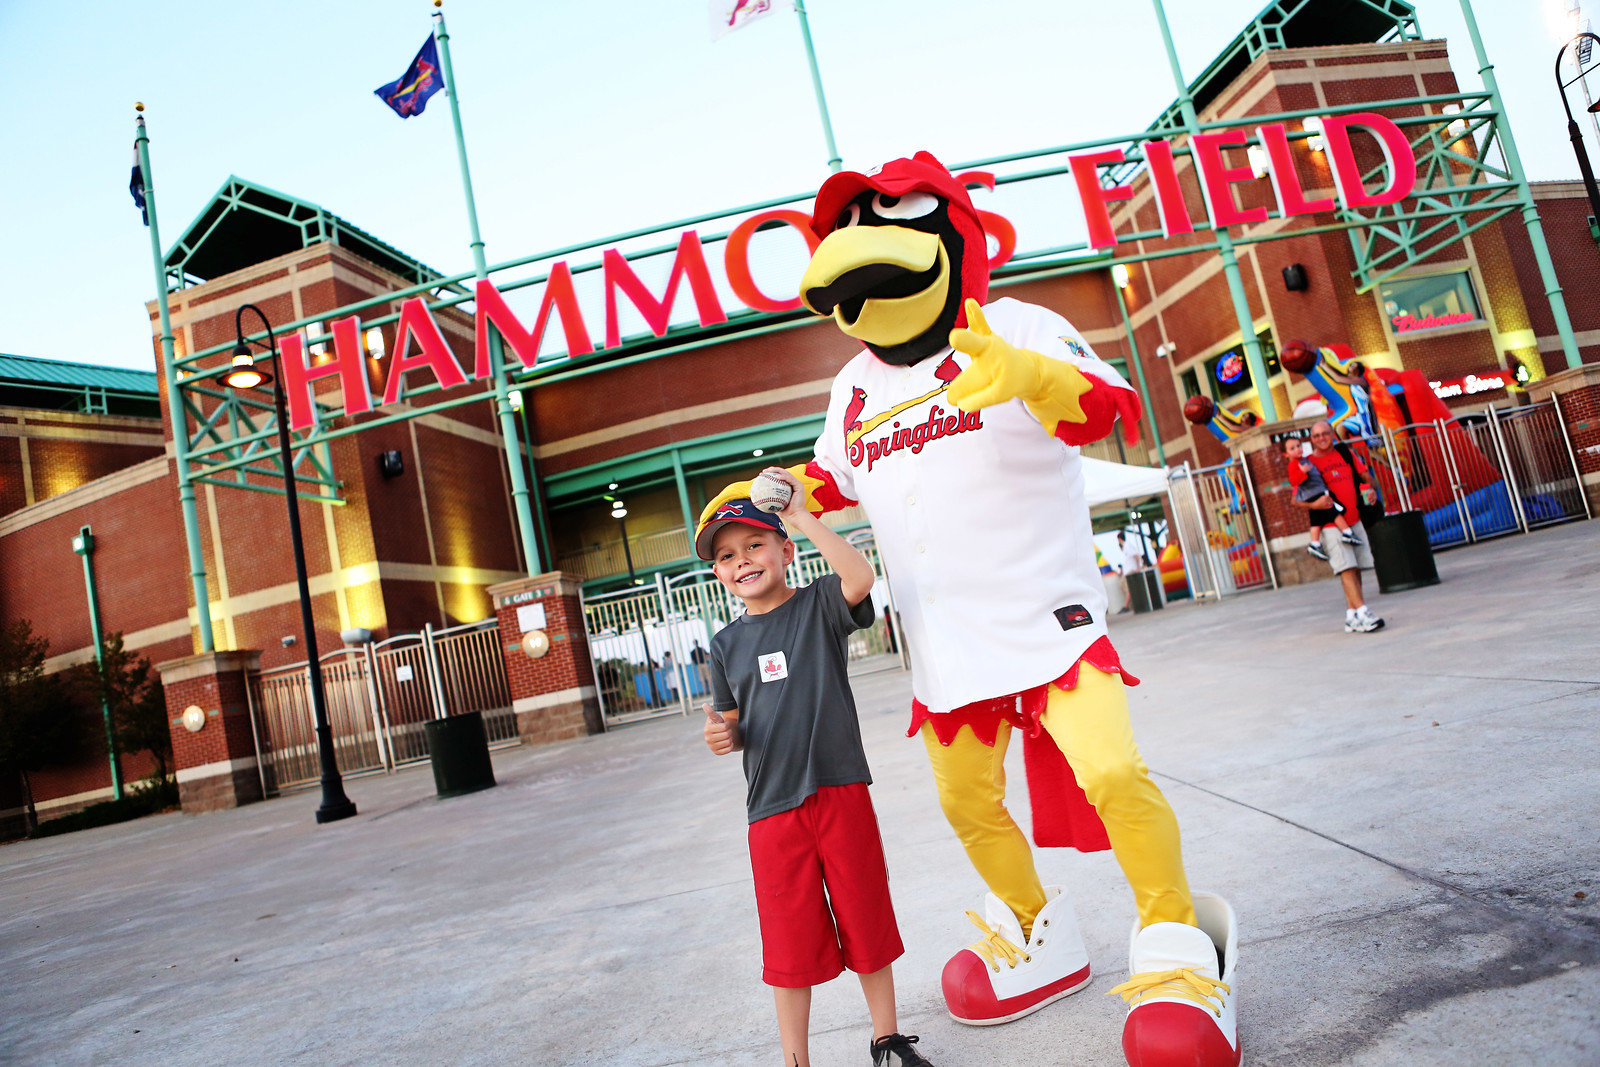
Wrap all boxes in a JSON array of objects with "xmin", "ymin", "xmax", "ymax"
[
  {"xmin": 1321, "ymin": 520, "xmax": 1375, "ymax": 575},
  {"xmin": 747, "ymin": 782, "xmax": 904, "ymax": 988}
]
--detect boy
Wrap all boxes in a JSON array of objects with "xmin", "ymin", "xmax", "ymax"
[
  {"xmin": 1283, "ymin": 436, "xmax": 1361, "ymax": 561},
  {"xmin": 700, "ymin": 467, "xmax": 933, "ymax": 1067}
]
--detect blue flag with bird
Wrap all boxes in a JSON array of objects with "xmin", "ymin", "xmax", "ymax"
[
  {"xmin": 375, "ymin": 35, "xmax": 444, "ymax": 118},
  {"xmin": 129, "ymin": 144, "xmax": 147, "ymax": 226}
]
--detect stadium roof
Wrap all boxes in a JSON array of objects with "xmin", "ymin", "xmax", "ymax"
[
  {"xmin": 0, "ymin": 353, "xmax": 158, "ymax": 395},
  {"xmin": 163, "ymin": 176, "xmax": 448, "ymax": 289},
  {"xmin": 1150, "ymin": 0, "xmax": 1421, "ymax": 131}
]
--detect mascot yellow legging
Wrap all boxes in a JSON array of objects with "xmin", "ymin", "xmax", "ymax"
[{"xmin": 920, "ymin": 665, "xmax": 1196, "ymax": 937}]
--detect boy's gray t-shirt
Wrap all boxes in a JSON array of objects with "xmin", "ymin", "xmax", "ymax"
[{"xmin": 710, "ymin": 574, "xmax": 877, "ymax": 823}]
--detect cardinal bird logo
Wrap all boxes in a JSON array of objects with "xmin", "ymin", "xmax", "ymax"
[
  {"xmin": 934, "ymin": 355, "xmax": 961, "ymax": 384},
  {"xmin": 843, "ymin": 387, "xmax": 867, "ymax": 433}
]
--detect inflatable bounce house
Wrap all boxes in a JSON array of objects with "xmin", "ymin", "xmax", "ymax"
[{"xmin": 1279, "ymin": 341, "xmax": 1567, "ymax": 544}]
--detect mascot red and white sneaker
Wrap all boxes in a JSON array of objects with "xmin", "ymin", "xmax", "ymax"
[
  {"xmin": 1111, "ymin": 893, "xmax": 1240, "ymax": 1067},
  {"xmin": 942, "ymin": 885, "xmax": 1092, "ymax": 1025}
]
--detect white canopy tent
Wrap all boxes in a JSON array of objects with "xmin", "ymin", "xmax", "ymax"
[{"xmin": 1080, "ymin": 456, "xmax": 1171, "ymax": 507}]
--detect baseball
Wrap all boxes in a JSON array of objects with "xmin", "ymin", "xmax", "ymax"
[{"xmin": 750, "ymin": 473, "xmax": 793, "ymax": 513}]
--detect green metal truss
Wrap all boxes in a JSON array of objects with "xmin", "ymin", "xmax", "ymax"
[{"xmin": 1340, "ymin": 97, "xmax": 1519, "ymax": 291}]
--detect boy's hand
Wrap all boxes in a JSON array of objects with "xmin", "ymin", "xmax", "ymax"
[
  {"xmin": 1311, "ymin": 493, "xmax": 1335, "ymax": 510},
  {"xmin": 704, "ymin": 704, "xmax": 738, "ymax": 755}
]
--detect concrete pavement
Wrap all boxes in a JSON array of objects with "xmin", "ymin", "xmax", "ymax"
[{"xmin": 2, "ymin": 521, "xmax": 1597, "ymax": 1066}]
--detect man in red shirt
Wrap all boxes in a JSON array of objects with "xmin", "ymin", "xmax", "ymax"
[{"xmin": 1288, "ymin": 421, "xmax": 1386, "ymax": 633}]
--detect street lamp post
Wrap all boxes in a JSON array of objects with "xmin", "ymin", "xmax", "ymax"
[
  {"xmin": 72, "ymin": 525, "xmax": 122, "ymax": 801},
  {"xmin": 223, "ymin": 304, "xmax": 357, "ymax": 825},
  {"xmin": 1556, "ymin": 32, "xmax": 1600, "ymax": 239}
]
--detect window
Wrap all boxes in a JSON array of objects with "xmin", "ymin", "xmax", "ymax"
[
  {"xmin": 1380, "ymin": 271, "xmax": 1481, "ymax": 334},
  {"xmin": 1204, "ymin": 332, "xmax": 1279, "ymax": 400},
  {"xmin": 1180, "ymin": 367, "xmax": 1207, "ymax": 402}
]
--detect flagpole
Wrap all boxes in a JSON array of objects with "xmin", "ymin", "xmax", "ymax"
[
  {"xmin": 135, "ymin": 105, "xmax": 217, "ymax": 653},
  {"xmin": 430, "ymin": 1, "xmax": 544, "ymax": 574},
  {"xmin": 794, "ymin": 1, "xmax": 842, "ymax": 173}
]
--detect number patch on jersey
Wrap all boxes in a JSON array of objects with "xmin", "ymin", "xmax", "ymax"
[{"xmin": 758, "ymin": 651, "xmax": 789, "ymax": 682}]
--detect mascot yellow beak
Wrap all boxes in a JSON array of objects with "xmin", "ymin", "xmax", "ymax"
[{"xmin": 799, "ymin": 226, "xmax": 951, "ymax": 347}]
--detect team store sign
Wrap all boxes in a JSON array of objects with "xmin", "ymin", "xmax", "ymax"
[{"xmin": 276, "ymin": 112, "xmax": 1418, "ymax": 433}]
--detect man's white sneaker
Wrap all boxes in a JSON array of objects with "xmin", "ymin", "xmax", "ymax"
[
  {"xmin": 941, "ymin": 885, "xmax": 1092, "ymax": 1025},
  {"xmin": 1112, "ymin": 892, "xmax": 1240, "ymax": 1067},
  {"xmin": 1345, "ymin": 607, "xmax": 1385, "ymax": 633}
]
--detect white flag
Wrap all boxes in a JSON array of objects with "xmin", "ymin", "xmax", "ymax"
[{"xmin": 710, "ymin": 0, "xmax": 776, "ymax": 41}]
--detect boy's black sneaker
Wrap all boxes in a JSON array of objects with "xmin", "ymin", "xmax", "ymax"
[
  {"xmin": 871, "ymin": 1032, "xmax": 933, "ymax": 1067},
  {"xmin": 1308, "ymin": 543, "xmax": 1329, "ymax": 561},
  {"xmin": 1339, "ymin": 529, "xmax": 1363, "ymax": 545}
]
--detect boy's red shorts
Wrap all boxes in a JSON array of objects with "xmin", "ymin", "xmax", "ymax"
[{"xmin": 747, "ymin": 782, "xmax": 904, "ymax": 988}]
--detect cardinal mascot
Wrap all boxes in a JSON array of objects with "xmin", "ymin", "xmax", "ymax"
[{"xmin": 699, "ymin": 154, "xmax": 1240, "ymax": 1067}]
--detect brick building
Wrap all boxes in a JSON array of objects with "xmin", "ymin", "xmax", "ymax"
[{"xmin": 6, "ymin": 0, "xmax": 1599, "ymax": 832}]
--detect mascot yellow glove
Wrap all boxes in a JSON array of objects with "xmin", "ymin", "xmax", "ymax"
[
  {"xmin": 696, "ymin": 464, "xmax": 828, "ymax": 534},
  {"xmin": 947, "ymin": 298, "xmax": 1094, "ymax": 436}
]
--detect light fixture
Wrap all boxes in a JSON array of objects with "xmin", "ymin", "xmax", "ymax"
[
  {"xmin": 1440, "ymin": 103, "xmax": 1469, "ymax": 140},
  {"xmin": 610, "ymin": 500, "xmax": 627, "ymax": 519},
  {"xmin": 1302, "ymin": 116, "xmax": 1326, "ymax": 153},
  {"xmin": 222, "ymin": 344, "xmax": 270, "ymax": 390},
  {"xmin": 364, "ymin": 326, "xmax": 386, "ymax": 359},
  {"xmin": 1246, "ymin": 144, "xmax": 1269, "ymax": 179},
  {"xmin": 508, "ymin": 388, "xmax": 523, "ymax": 411},
  {"xmin": 752, "ymin": 448, "xmax": 764, "ymax": 457},
  {"xmin": 307, "ymin": 320, "xmax": 328, "ymax": 358},
  {"xmin": 1111, "ymin": 262, "xmax": 1131, "ymax": 289},
  {"xmin": 608, "ymin": 481, "xmax": 618, "ymax": 491},
  {"xmin": 1155, "ymin": 342, "xmax": 1176, "ymax": 359}
]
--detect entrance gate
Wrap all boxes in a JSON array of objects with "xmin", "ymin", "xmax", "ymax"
[
  {"xmin": 581, "ymin": 531, "xmax": 904, "ymax": 727},
  {"xmin": 1166, "ymin": 461, "xmax": 1275, "ymax": 600},
  {"xmin": 249, "ymin": 620, "xmax": 518, "ymax": 793}
]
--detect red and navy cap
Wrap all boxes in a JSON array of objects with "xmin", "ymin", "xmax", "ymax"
[
  {"xmin": 695, "ymin": 499, "xmax": 789, "ymax": 560},
  {"xmin": 808, "ymin": 150, "xmax": 990, "ymax": 312}
]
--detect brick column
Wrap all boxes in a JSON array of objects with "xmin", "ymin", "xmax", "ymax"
[
  {"xmin": 1226, "ymin": 416, "xmax": 1336, "ymax": 588},
  {"xmin": 486, "ymin": 572, "xmax": 603, "ymax": 745},
  {"xmin": 156, "ymin": 650, "xmax": 265, "ymax": 813},
  {"xmin": 1529, "ymin": 364, "xmax": 1600, "ymax": 515}
]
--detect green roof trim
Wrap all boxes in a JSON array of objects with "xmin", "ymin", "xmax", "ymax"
[
  {"xmin": 1150, "ymin": 0, "xmax": 1421, "ymax": 133},
  {"xmin": 0, "ymin": 353, "xmax": 159, "ymax": 395},
  {"xmin": 163, "ymin": 176, "xmax": 449, "ymax": 290}
]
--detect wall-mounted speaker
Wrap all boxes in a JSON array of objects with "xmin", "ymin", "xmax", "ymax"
[
  {"xmin": 378, "ymin": 450, "xmax": 405, "ymax": 479},
  {"xmin": 1282, "ymin": 263, "xmax": 1309, "ymax": 291}
]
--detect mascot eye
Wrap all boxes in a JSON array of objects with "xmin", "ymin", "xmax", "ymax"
[
  {"xmin": 835, "ymin": 203, "xmax": 861, "ymax": 230},
  {"xmin": 871, "ymin": 191, "xmax": 938, "ymax": 220}
]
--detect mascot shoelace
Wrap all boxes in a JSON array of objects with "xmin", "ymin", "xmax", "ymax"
[{"xmin": 699, "ymin": 153, "xmax": 1240, "ymax": 1067}]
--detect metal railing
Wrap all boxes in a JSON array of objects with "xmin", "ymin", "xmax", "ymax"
[
  {"xmin": 250, "ymin": 619, "xmax": 517, "ymax": 792},
  {"xmin": 1166, "ymin": 460, "xmax": 1272, "ymax": 600}
]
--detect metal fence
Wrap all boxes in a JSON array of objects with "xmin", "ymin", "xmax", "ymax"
[
  {"xmin": 1370, "ymin": 398, "xmax": 1589, "ymax": 548},
  {"xmin": 580, "ymin": 531, "xmax": 904, "ymax": 727},
  {"xmin": 1166, "ymin": 460, "xmax": 1275, "ymax": 600},
  {"xmin": 250, "ymin": 619, "xmax": 517, "ymax": 793}
]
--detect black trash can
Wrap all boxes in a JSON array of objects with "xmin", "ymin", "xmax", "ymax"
[
  {"xmin": 1368, "ymin": 511, "xmax": 1440, "ymax": 594},
  {"xmin": 1126, "ymin": 569, "xmax": 1164, "ymax": 614},
  {"xmin": 423, "ymin": 711, "xmax": 497, "ymax": 798}
]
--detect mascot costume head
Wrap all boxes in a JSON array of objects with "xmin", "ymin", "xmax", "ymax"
[{"xmin": 800, "ymin": 152, "xmax": 989, "ymax": 365}]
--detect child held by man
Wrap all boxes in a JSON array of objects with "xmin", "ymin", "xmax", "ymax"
[
  {"xmin": 699, "ymin": 467, "xmax": 933, "ymax": 1067},
  {"xmin": 1283, "ymin": 436, "xmax": 1362, "ymax": 561}
]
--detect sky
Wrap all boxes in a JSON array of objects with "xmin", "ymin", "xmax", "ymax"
[{"xmin": 0, "ymin": 0, "xmax": 1594, "ymax": 373}]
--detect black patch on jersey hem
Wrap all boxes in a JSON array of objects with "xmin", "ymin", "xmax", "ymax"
[{"xmin": 1055, "ymin": 604, "xmax": 1093, "ymax": 630}]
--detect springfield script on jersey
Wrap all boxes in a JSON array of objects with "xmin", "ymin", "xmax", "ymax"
[{"xmin": 849, "ymin": 405, "xmax": 984, "ymax": 472}]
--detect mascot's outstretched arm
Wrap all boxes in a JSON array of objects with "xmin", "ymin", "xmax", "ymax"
[
  {"xmin": 696, "ymin": 461, "xmax": 854, "ymax": 531},
  {"xmin": 947, "ymin": 298, "xmax": 1142, "ymax": 447}
]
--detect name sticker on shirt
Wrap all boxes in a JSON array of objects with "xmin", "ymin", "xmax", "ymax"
[{"xmin": 758, "ymin": 651, "xmax": 789, "ymax": 682}]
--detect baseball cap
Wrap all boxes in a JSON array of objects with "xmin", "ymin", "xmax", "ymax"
[{"xmin": 695, "ymin": 499, "xmax": 788, "ymax": 560}]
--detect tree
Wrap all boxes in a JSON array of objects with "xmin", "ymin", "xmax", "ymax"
[
  {"xmin": 75, "ymin": 633, "xmax": 170, "ymax": 785},
  {"xmin": 0, "ymin": 620, "xmax": 78, "ymax": 831}
]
